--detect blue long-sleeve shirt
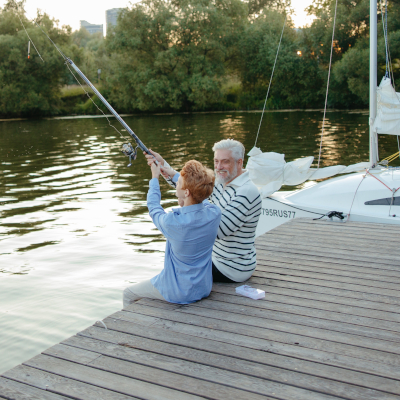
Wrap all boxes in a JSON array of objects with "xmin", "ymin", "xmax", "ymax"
[{"xmin": 148, "ymin": 176, "xmax": 221, "ymax": 304}]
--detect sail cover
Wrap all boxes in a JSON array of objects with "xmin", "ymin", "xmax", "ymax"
[
  {"xmin": 246, "ymin": 147, "xmax": 369, "ymax": 198},
  {"xmin": 372, "ymin": 77, "xmax": 400, "ymax": 136}
]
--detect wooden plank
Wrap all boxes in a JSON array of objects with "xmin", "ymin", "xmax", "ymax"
[
  {"xmin": 247, "ymin": 275, "xmax": 400, "ymax": 306},
  {"xmin": 51, "ymin": 335, "xmax": 385, "ymax": 400},
  {"xmin": 248, "ymin": 271, "xmax": 400, "ymax": 299},
  {"xmin": 290, "ymin": 218, "xmax": 399, "ymax": 232},
  {"xmin": 137, "ymin": 299, "xmax": 400, "ymax": 355},
  {"xmin": 253, "ymin": 265, "xmax": 400, "ymax": 291},
  {"xmin": 255, "ymin": 261, "xmax": 400, "ymax": 287},
  {"xmin": 0, "ymin": 377, "xmax": 69, "ymax": 400},
  {"xmin": 21, "ymin": 354, "xmax": 203, "ymax": 400},
  {"xmin": 279, "ymin": 220, "xmax": 400, "ymax": 238},
  {"xmin": 256, "ymin": 254, "xmax": 400, "ymax": 283},
  {"xmin": 79, "ymin": 325, "xmax": 400, "ymax": 396},
  {"xmin": 119, "ymin": 304, "xmax": 400, "ymax": 368},
  {"xmin": 44, "ymin": 342, "xmax": 274, "ymax": 400},
  {"xmin": 265, "ymin": 222, "xmax": 400, "ymax": 242},
  {"xmin": 104, "ymin": 312, "xmax": 400, "ymax": 381},
  {"xmin": 211, "ymin": 284, "xmax": 400, "ymax": 323},
  {"xmin": 2, "ymin": 366, "xmax": 138, "ymax": 400},
  {"xmin": 292, "ymin": 219, "xmax": 400, "ymax": 232},
  {"xmin": 267, "ymin": 224, "xmax": 400, "ymax": 244},
  {"xmin": 256, "ymin": 247, "xmax": 400, "ymax": 274},
  {"xmin": 3, "ymin": 217, "xmax": 400, "ymax": 400},
  {"xmin": 267, "ymin": 231, "xmax": 400, "ymax": 250},
  {"xmin": 256, "ymin": 240, "xmax": 400, "ymax": 264},
  {"xmin": 256, "ymin": 223, "xmax": 400, "ymax": 254},
  {"xmin": 263, "ymin": 216, "xmax": 400, "ymax": 232},
  {"xmin": 261, "ymin": 232, "xmax": 400, "ymax": 256},
  {"xmin": 200, "ymin": 292, "xmax": 400, "ymax": 341},
  {"xmin": 257, "ymin": 249, "xmax": 400, "ymax": 277},
  {"xmin": 40, "ymin": 344, "xmax": 300, "ymax": 400}
]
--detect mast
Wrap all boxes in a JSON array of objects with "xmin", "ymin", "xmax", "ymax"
[{"xmin": 369, "ymin": 0, "xmax": 378, "ymax": 167}]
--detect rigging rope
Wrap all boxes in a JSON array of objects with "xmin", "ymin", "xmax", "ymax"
[
  {"xmin": 380, "ymin": 0, "xmax": 390, "ymax": 79},
  {"xmin": 365, "ymin": 170, "xmax": 400, "ymax": 217},
  {"xmin": 254, "ymin": 14, "xmax": 287, "ymax": 148},
  {"xmin": 398, "ymin": 135, "xmax": 400, "ymax": 158},
  {"xmin": 347, "ymin": 171, "xmax": 367, "ymax": 221},
  {"xmin": 317, "ymin": 0, "xmax": 339, "ymax": 169},
  {"xmin": 381, "ymin": 150, "xmax": 400, "ymax": 164},
  {"xmin": 366, "ymin": 169, "xmax": 400, "ymax": 192}
]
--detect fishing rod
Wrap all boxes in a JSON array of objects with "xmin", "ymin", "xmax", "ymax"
[
  {"xmin": 65, "ymin": 57, "xmax": 150, "ymax": 166},
  {"xmin": 13, "ymin": 1, "xmax": 174, "ymax": 178}
]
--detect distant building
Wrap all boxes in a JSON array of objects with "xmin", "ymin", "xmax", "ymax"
[
  {"xmin": 106, "ymin": 8, "xmax": 123, "ymax": 32},
  {"xmin": 80, "ymin": 20, "xmax": 104, "ymax": 35}
]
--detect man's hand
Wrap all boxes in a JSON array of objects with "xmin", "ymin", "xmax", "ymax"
[
  {"xmin": 151, "ymin": 161, "xmax": 161, "ymax": 179},
  {"xmin": 144, "ymin": 149, "xmax": 164, "ymax": 166},
  {"xmin": 160, "ymin": 165, "xmax": 177, "ymax": 179}
]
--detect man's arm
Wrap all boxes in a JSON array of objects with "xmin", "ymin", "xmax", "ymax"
[{"xmin": 144, "ymin": 149, "xmax": 177, "ymax": 188}]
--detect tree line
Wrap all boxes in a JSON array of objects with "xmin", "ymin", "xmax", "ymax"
[{"xmin": 1, "ymin": 0, "xmax": 399, "ymax": 117}]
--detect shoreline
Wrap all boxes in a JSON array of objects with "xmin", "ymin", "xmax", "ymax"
[{"xmin": 0, "ymin": 108, "xmax": 369, "ymax": 122}]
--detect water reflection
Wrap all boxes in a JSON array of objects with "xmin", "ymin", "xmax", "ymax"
[{"xmin": 1, "ymin": 110, "xmax": 399, "ymax": 374}]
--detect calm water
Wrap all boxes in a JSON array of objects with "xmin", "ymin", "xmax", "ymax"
[{"xmin": 1, "ymin": 110, "xmax": 399, "ymax": 373}]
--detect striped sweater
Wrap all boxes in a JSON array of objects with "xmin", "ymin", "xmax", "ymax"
[{"xmin": 209, "ymin": 171, "xmax": 262, "ymax": 282}]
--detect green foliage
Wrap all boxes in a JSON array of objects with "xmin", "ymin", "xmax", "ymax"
[
  {"xmin": 2, "ymin": 0, "xmax": 400, "ymax": 117},
  {"xmin": 72, "ymin": 29, "xmax": 104, "ymax": 52},
  {"xmin": 105, "ymin": 0, "xmax": 247, "ymax": 112},
  {"xmin": 245, "ymin": 0, "xmax": 292, "ymax": 15},
  {"xmin": 0, "ymin": 7, "xmax": 70, "ymax": 117},
  {"xmin": 306, "ymin": 0, "xmax": 400, "ymax": 108}
]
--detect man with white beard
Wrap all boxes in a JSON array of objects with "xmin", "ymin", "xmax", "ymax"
[
  {"xmin": 145, "ymin": 139, "xmax": 262, "ymax": 283},
  {"xmin": 208, "ymin": 139, "xmax": 262, "ymax": 282}
]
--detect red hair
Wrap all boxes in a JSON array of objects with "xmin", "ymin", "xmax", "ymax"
[{"xmin": 180, "ymin": 160, "xmax": 215, "ymax": 204}]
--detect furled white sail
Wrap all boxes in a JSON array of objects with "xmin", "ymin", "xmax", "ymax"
[
  {"xmin": 372, "ymin": 77, "xmax": 400, "ymax": 136},
  {"xmin": 246, "ymin": 147, "xmax": 369, "ymax": 198}
]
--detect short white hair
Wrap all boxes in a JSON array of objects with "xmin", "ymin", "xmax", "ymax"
[{"xmin": 212, "ymin": 139, "xmax": 245, "ymax": 161}]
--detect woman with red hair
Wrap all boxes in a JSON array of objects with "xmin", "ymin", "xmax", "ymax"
[{"xmin": 123, "ymin": 159, "xmax": 221, "ymax": 307}]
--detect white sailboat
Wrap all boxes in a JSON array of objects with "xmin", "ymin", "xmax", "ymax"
[{"xmin": 250, "ymin": 0, "xmax": 400, "ymax": 237}]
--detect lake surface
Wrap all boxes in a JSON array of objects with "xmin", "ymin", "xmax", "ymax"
[{"xmin": 1, "ymin": 110, "xmax": 399, "ymax": 373}]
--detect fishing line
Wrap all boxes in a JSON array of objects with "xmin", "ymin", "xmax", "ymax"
[
  {"xmin": 11, "ymin": 1, "xmax": 176, "ymax": 184},
  {"xmin": 64, "ymin": 61, "xmax": 127, "ymax": 141},
  {"xmin": 12, "ymin": 1, "xmax": 159, "ymax": 170},
  {"xmin": 14, "ymin": 6, "xmax": 44, "ymax": 62},
  {"xmin": 41, "ymin": 27, "xmax": 133, "ymax": 153},
  {"xmin": 25, "ymin": 14, "xmax": 128, "ymax": 141},
  {"xmin": 31, "ymin": 19, "xmax": 69, "ymax": 61}
]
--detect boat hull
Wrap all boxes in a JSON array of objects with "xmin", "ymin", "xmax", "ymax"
[{"xmin": 255, "ymin": 169, "xmax": 400, "ymax": 237}]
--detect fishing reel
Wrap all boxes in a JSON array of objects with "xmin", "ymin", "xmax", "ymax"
[{"xmin": 121, "ymin": 143, "xmax": 138, "ymax": 167}]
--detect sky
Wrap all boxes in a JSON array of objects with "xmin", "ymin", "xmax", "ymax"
[{"xmin": 0, "ymin": 0, "xmax": 315, "ymax": 33}]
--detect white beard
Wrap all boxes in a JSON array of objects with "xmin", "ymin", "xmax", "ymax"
[{"xmin": 215, "ymin": 164, "xmax": 238, "ymax": 185}]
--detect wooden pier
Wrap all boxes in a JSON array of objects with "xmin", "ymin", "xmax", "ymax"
[{"xmin": 1, "ymin": 218, "xmax": 400, "ymax": 399}]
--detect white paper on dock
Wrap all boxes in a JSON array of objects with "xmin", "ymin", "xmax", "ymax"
[{"xmin": 235, "ymin": 285, "xmax": 265, "ymax": 300}]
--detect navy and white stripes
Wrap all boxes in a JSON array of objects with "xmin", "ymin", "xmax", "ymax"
[{"xmin": 210, "ymin": 171, "xmax": 262, "ymax": 282}]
